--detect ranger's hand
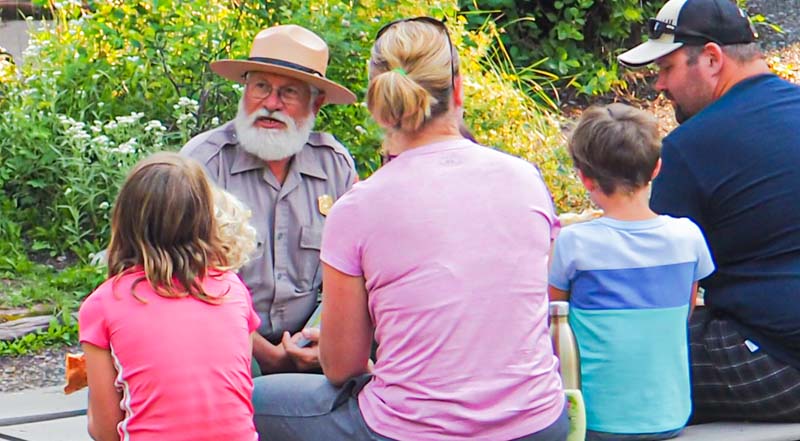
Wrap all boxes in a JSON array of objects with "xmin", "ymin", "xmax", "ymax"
[{"xmin": 282, "ymin": 328, "xmax": 321, "ymax": 372}]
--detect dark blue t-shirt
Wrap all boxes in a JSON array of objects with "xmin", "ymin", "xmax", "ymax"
[{"xmin": 651, "ymin": 74, "xmax": 800, "ymax": 368}]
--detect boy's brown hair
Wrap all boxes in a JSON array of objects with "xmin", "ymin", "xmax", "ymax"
[
  {"xmin": 568, "ymin": 103, "xmax": 661, "ymax": 195},
  {"xmin": 107, "ymin": 152, "xmax": 229, "ymax": 303}
]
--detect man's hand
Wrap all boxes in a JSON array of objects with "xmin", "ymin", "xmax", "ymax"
[
  {"xmin": 252, "ymin": 333, "xmax": 294, "ymax": 374},
  {"xmin": 282, "ymin": 328, "xmax": 321, "ymax": 372}
]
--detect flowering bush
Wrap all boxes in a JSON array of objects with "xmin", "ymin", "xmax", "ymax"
[{"xmin": 0, "ymin": 0, "xmax": 584, "ymax": 259}]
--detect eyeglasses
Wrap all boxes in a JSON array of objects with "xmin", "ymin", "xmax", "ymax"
[
  {"xmin": 244, "ymin": 75, "xmax": 310, "ymax": 106},
  {"xmin": 647, "ymin": 18, "xmax": 722, "ymax": 45},
  {"xmin": 375, "ymin": 16, "xmax": 456, "ymax": 92}
]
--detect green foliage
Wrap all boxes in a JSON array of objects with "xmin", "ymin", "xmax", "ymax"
[
  {"xmin": 1, "ymin": 262, "xmax": 105, "ymax": 312},
  {"xmin": 0, "ymin": 0, "xmax": 589, "ymax": 285},
  {"xmin": 460, "ymin": 19, "xmax": 585, "ymax": 210},
  {"xmin": 0, "ymin": 316, "xmax": 78, "ymax": 356},
  {"xmin": 1, "ymin": 0, "xmax": 584, "ymax": 262},
  {"xmin": 461, "ymin": 0, "xmax": 661, "ymax": 95}
]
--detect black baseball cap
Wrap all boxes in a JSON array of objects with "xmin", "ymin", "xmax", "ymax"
[{"xmin": 618, "ymin": 0, "xmax": 757, "ymax": 67}]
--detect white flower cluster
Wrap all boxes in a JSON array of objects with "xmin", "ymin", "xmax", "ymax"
[
  {"xmin": 57, "ymin": 111, "xmax": 168, "ymax": 155},
  {"xmin": 173, "ymin": 97, "xmax": 198, "ymax": 127},
  {"xmin": 115, "ymin": 112, "xmax": 145, "ymax": 126},
  {"xmin": 58, "ymin": 115, "xmax": 91, "ymax": 141},
  {"xmin": 91, "ymin": 135, "xmax": 110, "ymax": 147},
  {"xmin": 22, "ymin": 38, "xmax": 48, "ymax": 59},
  {"xmin": 177, "ymin": 113, "xmax": 195, "ymax": 125},
  {"xmin": 174, "ymin": 97, "xmax": 199, "ymax": 113},
  {"xmin": 52, "ymin": 0, "xmax": 82, "ymax": 9},
  {"xmin": 144, "ymin": 120, "xmax": 166, "ymax": 132},
  {"xmin": 111, "ymin": 137, "xmax": 137, "ymax": 154}
]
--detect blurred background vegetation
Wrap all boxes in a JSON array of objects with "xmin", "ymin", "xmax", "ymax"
[{"xmin": 0, "ymin": 0, "xmax": 765, "ymax": 350}]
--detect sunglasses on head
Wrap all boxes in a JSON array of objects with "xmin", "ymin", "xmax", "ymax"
[
  {"xmin": 375, "ymin": 16, "xmax": 456, "ymax": 91},
  {"xmin": 647, "ymin": 18, "xmax": 722, "ymax": 45}
]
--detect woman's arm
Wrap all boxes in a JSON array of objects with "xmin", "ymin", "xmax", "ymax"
[
  {"xmin": 319, "ymin": 263, "xmax": 373, "ymax": 386},
  {"xmin": 83, "ymin": 342, "xmax": 123, "ymax": 441}
]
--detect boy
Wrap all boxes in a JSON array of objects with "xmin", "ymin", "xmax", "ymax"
[{"xmin": 549, "ymin": 103, "xmax": 714, "ymax": 441}]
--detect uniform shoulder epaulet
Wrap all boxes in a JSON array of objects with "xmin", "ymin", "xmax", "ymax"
[
  {"xmin": 180, "ymin": 122, "xmax": 237, "ymax": 164},
  {"xmin": 307, "ymin": 131, "xmax": 350, "ymax": 158}
]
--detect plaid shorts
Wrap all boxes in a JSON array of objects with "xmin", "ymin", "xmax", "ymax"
[{"xmin": 689, "ymin": 307, "xmax": 800, "ymax": 423}]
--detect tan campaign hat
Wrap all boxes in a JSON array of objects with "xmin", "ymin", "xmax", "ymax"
[
  {"xmin": 618, "ymin": 0, "xmax": 756, "ymax": 68},
  {"xmin": 211, "ymin": 24, "xmax": 357, "ymax": 105}
]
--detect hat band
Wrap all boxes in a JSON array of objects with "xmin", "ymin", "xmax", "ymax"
[{"xmin": 247, "ymin": 57, "xmax": 324, "ymax": 77}]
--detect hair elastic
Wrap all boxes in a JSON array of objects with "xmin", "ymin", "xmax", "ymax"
[{"xmin": 392, "ymin": 67, "xmax": 407, "ymax": 76}]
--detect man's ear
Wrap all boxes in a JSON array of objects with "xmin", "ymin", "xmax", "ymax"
[
  {"xmin": 651, "ymin": 158, "xmax": 662, "ymax": 180},
  {"xmin": 703, "ymin": 43, "xmax": 724, "ymax": 75},
  {"xmin": 312, "ymin": 92, "xmax": 326, "ymax": 113}
]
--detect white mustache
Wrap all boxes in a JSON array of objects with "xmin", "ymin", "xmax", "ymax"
[{"xmin": 248, "ymin": 109, "xmax": 292, "ymax": 127}]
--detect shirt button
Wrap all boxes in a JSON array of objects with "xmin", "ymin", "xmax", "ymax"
[
  {"xmin": 277, "ymin": 273, "xmax": 284, "ymax": 280},
  {"xmin": 277, "ymin": 233, "xmax": 284, "ymax": 240}
]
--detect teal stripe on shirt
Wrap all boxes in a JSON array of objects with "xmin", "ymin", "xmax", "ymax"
[{"xmin": 571, "ymin": 306, "xmax": 691, "ymax": 434}]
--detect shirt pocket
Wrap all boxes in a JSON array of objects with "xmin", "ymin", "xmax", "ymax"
[{"xmin": 294, "ymin": 225, "xmax": 323, "ymax": 295}]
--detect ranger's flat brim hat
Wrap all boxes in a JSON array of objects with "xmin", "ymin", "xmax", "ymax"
[
  {"xmin": 619, "ymin": 0, "xmax": 756, "ymax": 68},
  {"xmin": 211, "ymin": 24, "xmax": 357, "ymax": 105}
]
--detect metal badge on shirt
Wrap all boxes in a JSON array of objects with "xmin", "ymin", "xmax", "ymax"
[{"xmin": 318, "ymin": 194, "xmax": 333, "ymax": 216}]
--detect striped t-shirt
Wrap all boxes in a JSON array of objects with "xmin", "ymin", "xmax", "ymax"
[{"xmin": 549, "ymin": 215, "xmax": 714, "ymax": 434}]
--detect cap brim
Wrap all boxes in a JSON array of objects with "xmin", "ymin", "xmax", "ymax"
[
  {"xmin": 211, "ymin": 59, "xmax": 357, "ymax": 105},
  {"xmin": 618, "ymin": 40, "xmax": 684, "ymax": 68}
]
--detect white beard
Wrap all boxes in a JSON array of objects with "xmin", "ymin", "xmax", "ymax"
[{"xmin": 233, "ymin": 99, "xmax": 315, "ymax": 162}]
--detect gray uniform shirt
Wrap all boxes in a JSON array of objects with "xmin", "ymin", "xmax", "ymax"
[{"xmin": 181, "ymin": 122, "xmax": 356, "ymax": 342}]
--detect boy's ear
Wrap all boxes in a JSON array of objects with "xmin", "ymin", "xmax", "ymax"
[
  {"xmin": 651, "ymin": 158, "xmax": 662, "ymax": 181},
  {"xmin": 577, "ymin": 169, "xmax": 597, "ymax": 192}
]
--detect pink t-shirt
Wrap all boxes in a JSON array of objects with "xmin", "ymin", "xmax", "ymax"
[
  {"xmin": 321, "ymin": 140, "xmax": 565, "ymax": 440},
  {"xmin": 79, "ymin": 268, "xmax": 259, "ymax": 441}
]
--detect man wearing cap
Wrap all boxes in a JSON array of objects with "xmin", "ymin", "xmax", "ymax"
[
  {"xmin": 181, "ymin": 25, "xmax": 357, "ymax": 375},
  {"xmin": 619, "ymin": 0, "xmax": 800, "ymax": 423}
]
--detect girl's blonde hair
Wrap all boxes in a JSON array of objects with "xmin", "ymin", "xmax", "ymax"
[
  {"xmin": 107, "ymin": 152, "xmax": 228, "ymax": 303},
  {"xmin": 367, "ymin": 19, "xmax": 459, "ymax": 133},
  {"xmin": 212, "ymin": 186, "xmax": 257, "ymax": 271}
]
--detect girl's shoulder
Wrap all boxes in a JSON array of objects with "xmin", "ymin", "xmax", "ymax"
[
  {"xmin": 206, "ymin": 269, "xmax": 245, "ymax": 285},
  {"xmin": 88, "ymin": 269, "xmax": 144, "ymax": 299},
  {"xmin": 203, "ymin": 269, "xmax": 250, "ymax": 299}
]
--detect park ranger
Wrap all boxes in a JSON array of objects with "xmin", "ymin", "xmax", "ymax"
[{"xmin": 181, "ymin": 24, "xmax": 357, "ymax": 375}]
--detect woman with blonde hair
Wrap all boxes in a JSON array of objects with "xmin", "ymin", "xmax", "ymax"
[{"xmin": 253, "ymin": 17, "xmax": 567, "ymax": 441}]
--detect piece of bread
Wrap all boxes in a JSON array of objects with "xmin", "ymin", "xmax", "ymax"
[
  {"xmin": 63, "ymin": 352, "xmax": 87, "ymax": 394},
  {"xmin": 558, "ymin": 209, "xmax": 603, "ymax": 226}
]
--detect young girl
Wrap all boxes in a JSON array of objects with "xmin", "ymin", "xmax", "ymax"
[{"xmin": 79, "ymin": 152, "xmax": 259, "ymax": 441}]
